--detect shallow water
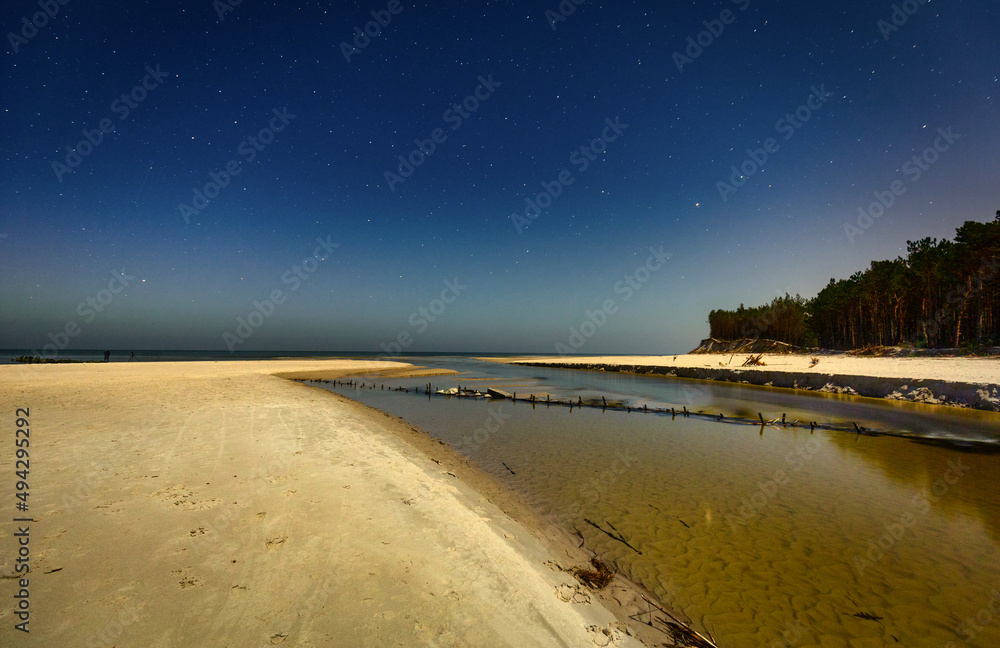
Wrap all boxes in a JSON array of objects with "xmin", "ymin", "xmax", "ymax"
[{"xmin": 313, "ymin": 358, "xmax": 1000, "ymax": 648}]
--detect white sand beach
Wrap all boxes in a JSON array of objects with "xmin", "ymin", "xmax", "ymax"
[
  {"xmin": 0, "ymin": 360, "xmax": 647, "ymax": 647},
  {"xmin": 497, "ymin": 354, "xmax": 1000, "ymax": 410}
]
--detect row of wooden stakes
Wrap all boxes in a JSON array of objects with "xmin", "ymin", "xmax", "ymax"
[{"xmin": 310, "ymin": 379, "xmax": 915, "ymax": 440}]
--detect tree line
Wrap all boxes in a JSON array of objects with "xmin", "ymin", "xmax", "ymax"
[{"xmin": 708, "ymin": 212, "xmax": 1000, "ymax": 350}]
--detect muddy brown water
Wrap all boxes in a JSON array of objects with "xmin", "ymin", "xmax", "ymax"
[{"xmin": 311, "ymin": 358, "xmax": 1000, "ymax": 648}]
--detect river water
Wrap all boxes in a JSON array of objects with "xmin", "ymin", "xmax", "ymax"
[{"xmin": 311, "ymin": 357, "xmax": 1000, "ymax": 648}]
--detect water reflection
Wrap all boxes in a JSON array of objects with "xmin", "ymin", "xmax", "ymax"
[{"xmin": 310, "ymin": 357, "xmax": 1000, "ymax": 648}]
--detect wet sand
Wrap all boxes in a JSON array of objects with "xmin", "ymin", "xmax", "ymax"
[{"xmin": 0, "ymin": 360, "xmax": 645, "ymax": 648}]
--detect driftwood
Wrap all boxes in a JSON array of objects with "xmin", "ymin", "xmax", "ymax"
[{"xmin": 629, "ymin": 594, "xmax": 719, "ymax": 647}]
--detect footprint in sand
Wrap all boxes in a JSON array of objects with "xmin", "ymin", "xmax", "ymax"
[
  {"xmin": 155, "ymin": 485, "xmax": 221, "ymax": 510},
  {"xmin": 269, "ymin": 633, "xmax": 288, "ymax": 644},
  {"xmin": 189, "ymin": 528, "xmax": 206, "ymax": 537},
  {"xmin": 265, "ymin": 536, "xmax": 287, "ymax": 548},
  {"xmin": 555, "ymin": 583, "xmax": 591, "ymax": 604},
  {"xmin": 586, "ymin": 623, "xmax": 627, "ymax": 647},
  {"xmin": 179, "ymin": 576, "xmax": 202, "ymax": 589}
]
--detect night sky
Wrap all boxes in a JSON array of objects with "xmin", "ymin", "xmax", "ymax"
[{"xmin": 2, "ymin": 1, "xmax": 998, "ymax": 355}]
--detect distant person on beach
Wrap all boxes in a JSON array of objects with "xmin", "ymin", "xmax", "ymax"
[
  {"xmin": 129, "ymin": 351, "xmax": 137, "ymax": 361},
  {"xmin": 104, "ymin": 350, "xmax": 110, "ymax": 362}
]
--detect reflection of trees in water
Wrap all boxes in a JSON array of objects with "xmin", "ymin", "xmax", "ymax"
[{"xmin": 826, "ymin": 431, "xmax": 1000, "ymax": 547}]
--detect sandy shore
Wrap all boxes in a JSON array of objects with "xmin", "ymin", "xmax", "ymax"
[
  {"xmin": 0, "ymin": 360, "xmax": 645, "ymax": 647},
  {"xmin": 491, "ymin": 354, "xmax": 1000, "ymax": 411}
]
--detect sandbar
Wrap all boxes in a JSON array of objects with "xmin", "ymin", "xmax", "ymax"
[{"xmin": 0, "ymin": 360, "xmax": 647, "ymax": 647}]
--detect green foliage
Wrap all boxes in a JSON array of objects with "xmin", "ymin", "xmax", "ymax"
[
  {"xmin": 708, "ymin": 294, "xmax": 811, "ymax": 346},
  {"xmin": 709, "ymin": 212, "xmax": 1000, "ymax": 349}
]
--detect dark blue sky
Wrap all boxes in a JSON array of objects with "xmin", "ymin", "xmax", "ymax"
[{"xmin": 2, "ymin": 1, "xmax": 997, "ymax": 355}]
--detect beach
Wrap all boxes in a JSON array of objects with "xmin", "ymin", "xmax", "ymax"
[
  {"xmin": 498, "ymin": 354, "xmax": 1000, "ymax": 411},
  {"xmin": 0, "ymin": 360, "xmax": 647, "ymax": 648}
]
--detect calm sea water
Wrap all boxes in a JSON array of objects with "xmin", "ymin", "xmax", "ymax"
[
  {"xmin": 312, "ymin": 357, "xmax": 1000, "ymax": 648},
  {"xmin": 0, "ymin": 349, "xmax": 541, "ymax": 365}
]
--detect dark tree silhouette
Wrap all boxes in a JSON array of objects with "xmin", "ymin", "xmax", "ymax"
[{"xmin": 708, "ymin": 213, "xmax": 1000, "ymax": 349}]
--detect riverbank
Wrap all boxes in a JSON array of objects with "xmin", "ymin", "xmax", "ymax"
[
  {"xmin": 0, "ymin": 360, "xmax": 648, "ymax": 647},
  {"xmin": 490, "ymin": 354, "xmax": 1000, "ymax": 411}
]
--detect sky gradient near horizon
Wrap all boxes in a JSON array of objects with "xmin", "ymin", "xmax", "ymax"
[{"xmin": 1, "ymin": 0, "xmax": 998, "ymax": 355}]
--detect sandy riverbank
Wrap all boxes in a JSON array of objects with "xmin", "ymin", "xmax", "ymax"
[
  {"xmin": 489, "ymin": 354, "xmax": 1000, "ymax": 411},
  {"xmin": 0, "ymin": 360, "xmax": 647, "ymax": 647}
]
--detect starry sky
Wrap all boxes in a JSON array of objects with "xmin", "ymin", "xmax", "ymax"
[{"xmin": 1, "ymin": 1, "xmax": 998, "ymax": 355}]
